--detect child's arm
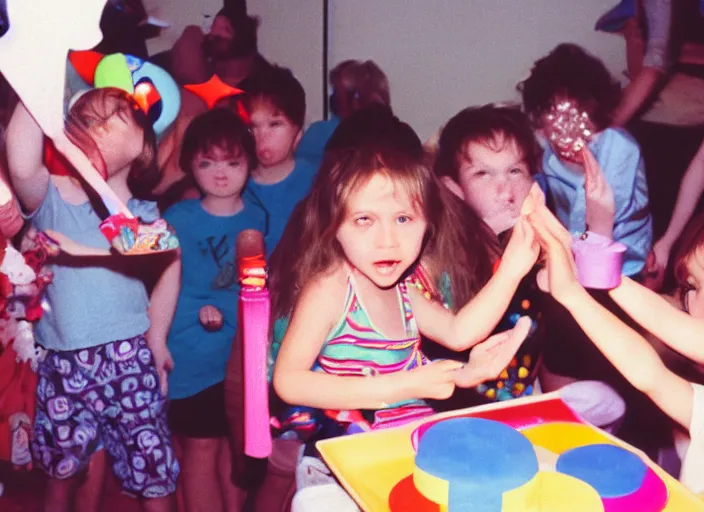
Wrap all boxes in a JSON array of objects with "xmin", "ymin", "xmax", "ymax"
[
  {"xmin": 410, "ymin": 217, "xmax": 539, "ymax": 351},
  {"xmin": 273, "ymin": 271, "xmax": 463, "ymax": 410},
  {"xmin": 609, "ymin": 277, "xmax": 704, "ymax": 364},
  {"xmin": 561, "ymin": 283, "xmax": 692, "ymax": 429},
  {"xmin": 527, "ymin": 198, "xmax": 694, "ymax": 430},
  {"xmin": 5, "ymin": 102, "xmax": 50, "ymax": 213},
  {"xmin": 147, "ymin": 251, "xmax": 181, "ymax": 395},
  {"xmin": 650, "ymin": 140, "xmax": 704, "ymax": 276}
]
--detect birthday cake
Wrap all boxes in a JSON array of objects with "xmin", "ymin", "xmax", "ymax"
[{"xmin": 412, "ymin": 417, "xmax": 668, "ymax": 512}]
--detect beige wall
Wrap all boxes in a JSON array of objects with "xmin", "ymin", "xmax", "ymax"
[
  {"xmin": 329, "ymin": 0, "xmax": 626, "ymax": 141},
  {"xmin": 143, "ymin": 1, "xmax": 625, "ymax": 137},
  {"xmin": 143, "ymin": 0, "xmax": 324, "ymax": 125}
]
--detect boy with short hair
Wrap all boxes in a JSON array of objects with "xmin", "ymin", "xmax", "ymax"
[{"xmin": 244, "ymin": 66, "xmax": 317, "ymax": 256}]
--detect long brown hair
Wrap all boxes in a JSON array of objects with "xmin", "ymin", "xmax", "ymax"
[
  {"xmin": 269, "ymin": 122, "xmax": 498, "ymax": 322},
  {"xmin": 674, "ymin": 212, "xmax": 704, "ymax": 293}
]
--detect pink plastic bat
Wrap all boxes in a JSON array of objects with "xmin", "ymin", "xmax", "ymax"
[{"xmin": 237, "ymin": 230, "xmax": 272, "ymax": 459}]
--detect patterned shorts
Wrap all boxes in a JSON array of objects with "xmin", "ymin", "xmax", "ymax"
[{"xmin": 32, "ymin": 335, "xmax": 180, "ymax": 498}]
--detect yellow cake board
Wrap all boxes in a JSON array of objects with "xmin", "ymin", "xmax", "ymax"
[{"xmin": 317, "ymin": 392, "xmax": 704, "ymax": 512}]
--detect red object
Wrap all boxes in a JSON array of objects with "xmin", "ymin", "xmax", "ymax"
[
  {"xmin": 184, "ymin": 75, "xmax": 245, "ymax": 110},
  {"xmin": 132, "ymin": 81, "xmax": 161, "ymax": 115},
  {"xmin": 493, "ymin": 257, "xmax": 502, "ymax": 275},
  {"xmin": 0, "ymin": 349, "xmax": 37, "ymax": 462},
  {"xmin": 44, "ymin": 139, "xmax": 73, "ymax": 177},
  {"xmin": 68, "ymin": 50, "xmax": 104, "ymax": 85},
  {"xmin": 388, "ymin": 475, "xmax": 440, "ymax": 512},
  {"xmin": 99, "ymin": 213, "xmax": 138, "ymax": 244}
]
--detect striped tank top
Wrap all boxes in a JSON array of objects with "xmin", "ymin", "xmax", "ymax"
[{"xmin": 315, "ymin": 270, "xmax": 434, "ymax": 429}]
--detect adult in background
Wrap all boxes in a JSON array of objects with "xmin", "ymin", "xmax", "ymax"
[
  {"xmin": 295, "ymin": 59, "xmax": 391, "ymax": 168},
  {"xmin": 596, "ymin": 0, "xmax": 704, "ymax": 289},
  {"xmin": 153, "ymin": 0, "xmax": 271, "ymax": 199}
]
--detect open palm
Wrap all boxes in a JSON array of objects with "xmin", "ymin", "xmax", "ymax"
[{"xmin": 454, "ymin": 316, "xmax": 532, "ymax": 388}]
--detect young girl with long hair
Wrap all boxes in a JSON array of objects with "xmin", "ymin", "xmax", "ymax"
[{"xmin": 270, "ymin": 114, "xmax": 538, "ymax": 509}]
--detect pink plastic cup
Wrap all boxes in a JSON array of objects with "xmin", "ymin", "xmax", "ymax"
[{"xmin": 572, "ymin": 232, "xmax": 627, "ymax": 290}]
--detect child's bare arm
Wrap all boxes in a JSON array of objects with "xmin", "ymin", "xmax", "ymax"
[
  {"xmin": 146, "ymin": 251, "xmax": 181, "ymax": 395},
  {"xmin": 273, "ymin": 272, "xmax": 462, "ymax": 409},
  {"xmin": 610, "ymin": 277, "xmax": 704, "ymax": 364},
  {"xmin": 562, "ymin": 285, "xmax": 693, "ymax": 429},
  {"xmin": 148, "ymin": 251, "xmax": 182, "ymax": 347},
  {"xmin": 411, "ymin": 217, "xmax": 538, "ymax": 351},
  {"xmin": 6, "ymin": 102, "xmax": 49, "ymax": 213},
  {"xmin": 527, "ymin": 194, "xmax": 695, "ymax": 430}
]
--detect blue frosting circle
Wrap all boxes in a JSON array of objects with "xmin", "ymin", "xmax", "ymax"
[
  {"xmin": 556, "ymin": 443, "xmax": 647, "ymax": 498},
  {"xmin": 415, "ymin": 417, "xmax": 538, "ymax": 511}
]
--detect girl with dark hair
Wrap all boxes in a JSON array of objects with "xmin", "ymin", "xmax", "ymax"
[{"xmin": 150, "ymin": 108, "xmax": 266, "ymax": 512}]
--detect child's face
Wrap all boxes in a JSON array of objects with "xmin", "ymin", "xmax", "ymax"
[
  {"xmin": 86, "ymin": 99, "xmax": 145, "ymax": 176},
  {"xmin": 249, "ymin": 100, "xmax": 301, "ymax": 168},
  {"xmin": 191, "ymin": 145, "xmax": 249, "ymax": 199},
  {"xmin": 336, "ymin": 173, "xmax": 427, "ymax": 288},
  {"xmin": 684, "ymin": 253, "xmax": 704, "ymax": 318},
  {"xmin": 449, "ymin": 137, "xmax": 533, "ymax": 235}
]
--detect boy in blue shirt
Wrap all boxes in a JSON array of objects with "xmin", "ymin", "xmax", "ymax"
[
  {"xmin": 519, "ymin": 44, "xmax": 664, "ymax": 457},
  {"xmin": 244, "ymin": 66, "xmax": 318, "ymax": 256},
  {"xmin": 519, "ymin": 43, "xmax": 652, "ymax": 277}
]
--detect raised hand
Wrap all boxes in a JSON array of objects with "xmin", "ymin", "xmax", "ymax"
[
  {"xmin": 527, "ymin": 201, "xmax": 584, "ymax": 305},
  {"xmin": 583, "ymin": 147, "xmax": 615, "ymax": 238},
  {"xmin": 454, "ymin": 316, "xmax": 532, "ymax": 388},
  {"xmin": 499, "ymin": 216, "xmax": 540, "ymax": 282}
]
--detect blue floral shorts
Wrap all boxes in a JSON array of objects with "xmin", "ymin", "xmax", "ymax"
[{"xmin": 32, "ymin": 335, "xmax": 179, "ymax": 498}]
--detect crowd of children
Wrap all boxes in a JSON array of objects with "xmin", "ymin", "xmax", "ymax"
[{"xmin": 1, "ymin": 6, "xmax": 704, "ymax": 512}]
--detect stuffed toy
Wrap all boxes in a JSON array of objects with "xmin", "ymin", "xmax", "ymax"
[{"xmin": 0, "ymin": 227, "xmax": 58, "ymax": 469}]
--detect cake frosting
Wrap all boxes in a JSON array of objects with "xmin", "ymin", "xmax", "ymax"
[{"xmin": 411, "ymin": 417, "xmax": 668, "ymax": 511}]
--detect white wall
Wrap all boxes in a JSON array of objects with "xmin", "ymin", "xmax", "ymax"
[
  {"xmin": 329, "ymin": 0, "xmax": 627, "ymax": 141},
  {"xmin": 142, "ymin": 1, "xmax": 625, "ymax": 138}
]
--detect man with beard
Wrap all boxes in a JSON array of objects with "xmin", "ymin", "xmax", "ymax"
[
  {"xmin": 152, "ymin": 0, "xmax": 270, "ymax": 88},
  {"xmin": 151, "ymin": 0, "xmax": 272, "ymax": 199}
]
